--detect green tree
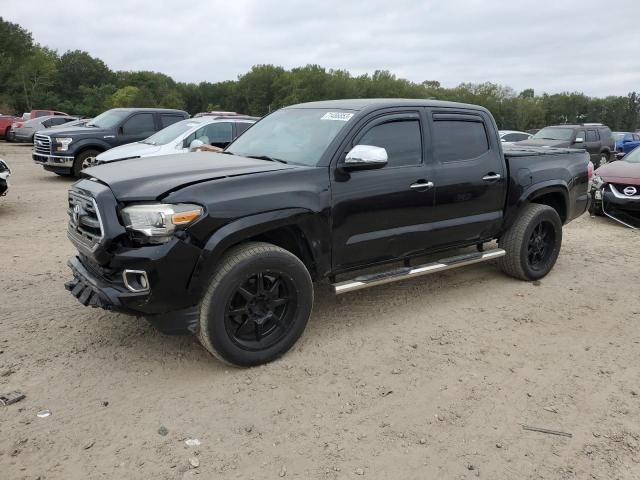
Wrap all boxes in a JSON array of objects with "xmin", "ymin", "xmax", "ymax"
[
  {"xmin": 15, "ymin": 47, "xmax": 58, "ymax": 111},
  {"xmin": 0, "ymin": 17, "xmax": 34, "ymax": 111},
  {"xmin": 55, "ymin": 50, "xmax": 113, "ymax": 105}
]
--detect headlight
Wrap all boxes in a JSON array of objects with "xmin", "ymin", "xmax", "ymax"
[
  {"xmin": 55, "ymin": 137, "xmax": 73, "ymax": 152},
  {"xmin": 592, "ymin": 175, "xmax": 605, "ymax": 190},
  {"xmin": 120, "ymin": 203, "xmax": 203, "ymax": 243}
]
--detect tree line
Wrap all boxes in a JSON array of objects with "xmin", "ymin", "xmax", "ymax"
[{"xmin": 1, "ymin": 16, "xmax": 639, "ymax": 131}]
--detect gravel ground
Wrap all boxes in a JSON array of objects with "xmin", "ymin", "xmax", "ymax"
[{"xmin": 1, "ymin": 142, "xmax": 639, "ymax": 480}]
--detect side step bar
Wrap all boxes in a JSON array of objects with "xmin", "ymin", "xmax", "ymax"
[{"xmin": 331, "ymin": 248, "xmax": 506, "ymax": 295}]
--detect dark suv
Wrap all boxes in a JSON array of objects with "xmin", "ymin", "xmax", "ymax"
[
  {"xmin": 518, "ymin": 124, "xmax": 614, "ymax": 168},
  {"xmin": 33, "ymin": 108, "xmax": 189, "ymax": 177}
]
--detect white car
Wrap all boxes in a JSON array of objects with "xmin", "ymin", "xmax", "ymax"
[
  {"xmin": 499, "ymin": 130, "xmax": 533, "ymax": 145},
  {"xmin": 96, "ymin": 115, "xmax": 257, "ymax": 164},
  {"xmin": 0, "ymin": 158, "xmax": 10, "ymax": 196}
]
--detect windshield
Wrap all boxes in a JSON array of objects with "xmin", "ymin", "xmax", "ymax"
[
  {"xmin": 614, "ymin": 133, "xmax": 625, "ymax": 140},
  {"xmin": 624, "ymin": 148, "xmax": 640, "ymax": 163},
  {"xmin": 226, "ymin": 108, "xmax": 355, "ymax": 166},
  {"xmin": 142, "ymin": 119, "xmax": 202, "ymax": 145},
  {"xmin": 87, "ymin": 110, "xmax": 130, "ymax": 129},
  {"xmin": 532, "ymin": 127, "xmax": 575, "ymax": 141}
]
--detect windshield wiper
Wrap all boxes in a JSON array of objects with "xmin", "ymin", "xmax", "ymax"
[{"xmin": 245, "ymin": 154, "xmax": 288, "ymax": 164}]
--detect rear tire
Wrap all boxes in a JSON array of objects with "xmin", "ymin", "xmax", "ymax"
[
  {"xmin": 498, "ymin": 204, "xmax": 563, "ymax": 281},
  {"xmin": 198, "ymin": 242, "xmax": 313, "ymax": 367},
  {"xmin": 73, "ymin": 149, "xmax": 100, "ymax": 178}
]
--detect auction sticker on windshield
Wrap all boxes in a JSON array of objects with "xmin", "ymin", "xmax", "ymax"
[{"xmin": 321, "ymin": 112, "xmax": 354, "ymax": 122}]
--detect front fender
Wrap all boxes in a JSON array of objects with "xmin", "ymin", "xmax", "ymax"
[
  {"xmin": 187, "ymin": 208, "xmax": 331, "ymax": 297},
  {"xmin": 71, "ymin": 139, "xmax": 111, "ymax": 155}
]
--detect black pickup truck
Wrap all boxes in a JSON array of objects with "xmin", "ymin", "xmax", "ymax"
[
  {"xmin": 64, "ymin": 99, "xmax": 590, "ymax": 366},
  {"xmin": 33, "ymin": 108, "xmax": 189, "ymax": 177}
]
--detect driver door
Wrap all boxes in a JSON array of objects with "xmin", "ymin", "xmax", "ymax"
[{"xmin": 330, "ymin": 111, "xmax": 436, "ymax": 272}]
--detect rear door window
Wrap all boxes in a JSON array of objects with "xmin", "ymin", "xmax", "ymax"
[
  {"xmin": 586, "ymin": 130, "xmax": 599, "ymax": 142},
  {"xmin": 235, "ymin": 122, "xmax": 253, "ymax": 137},
  {"xmin": 433, "ymin": 119, "xmax": 489, "ymax": 162},
  {"xmin": 160, "ymin": 114, "xmax": 184, "ymax": 129}
]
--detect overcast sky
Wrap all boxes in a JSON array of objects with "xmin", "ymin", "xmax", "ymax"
[{"xmin": 3, "ymin": 0, "xmax": 639, "ymax": 97}]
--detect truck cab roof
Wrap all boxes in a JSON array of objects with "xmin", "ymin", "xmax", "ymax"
[{"xmin": 288, "ymin": 98, "xmax": 491, "ymax": 114}]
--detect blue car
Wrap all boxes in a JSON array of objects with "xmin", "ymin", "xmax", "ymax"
[{"xmin": 614, "ymin": 131, "xmax": 640, "ymax": 158}]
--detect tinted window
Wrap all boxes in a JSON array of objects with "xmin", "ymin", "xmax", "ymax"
[
  {"xmin": 236, "ymin": 122, "xmax": 253, "ymax": 136},
  {"xmin": 160, "ymin": 114, "xmax": 184, "ymax": 128},
  {"xmin": 34, "ymin": 111, "xmax": 48, "ymax": 118},
  {"xmin": 634, "ymin": 134, "xmax": 640, "ymax": 141},
  {"xmin": 433, "ymin": 120, "xmax": 489, "ymax": 162},
  {"xmin": 122, "ymin": 113, "xmax": 155, "ymax": 136},
  {"xmin": 49, "ymin": 117, "xmax": 68, "ymax": 126},
  {"xmin": 503, "ymin": 133, "xmax": 529, "ymax": 142},
  {"xmin": 575, "ymin": 130, "xmax": 585, "ymax": 141},
  {"xmin": 533, "ymin": 127, "xmax": 574, "ymax": 141},
  {"xmin": 586, "ymin": 130, "xmax": 599, "ymax": 142},
  {"xmin": 358, "ymin": 119, "xmax": 422, "ymax": 167}
]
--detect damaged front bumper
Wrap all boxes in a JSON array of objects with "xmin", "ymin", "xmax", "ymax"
[
  {"xmin": 591, "ymin": 184, "xmax": 640, "ymax": 229},
  {"xmin": 65, "ymin": 255, "xmax": 200, "ymax": 334}
]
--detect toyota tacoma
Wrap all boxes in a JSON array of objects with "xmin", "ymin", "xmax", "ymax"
[{"xmin": 65, "ymin": 99, "xmax": 591, "ymax": 366}]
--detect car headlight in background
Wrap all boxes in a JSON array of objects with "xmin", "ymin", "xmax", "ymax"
[
  {"xmin": 592, "ymin": 175, "xmax": 605, "ymax": 190},
  {"xmin": 120, "ymin": 203, "xmax": 203, "ymax": 243},
  {"xmin": 54, "ymin": 137, "xmax": 73, "ymax": 152}
]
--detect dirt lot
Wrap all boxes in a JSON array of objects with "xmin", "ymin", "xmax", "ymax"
[{"xmin": 1, "ymin": 142, "xmax": 639, "ymax": 480}]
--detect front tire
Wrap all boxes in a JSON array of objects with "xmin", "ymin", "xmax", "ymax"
[
  {"xmin": 198, "ymin": 242, "xmax": 313, "ymax": 367},
  {"xmin": 73, "ymin": 149, "xmax": 100, "ymax": 178},
  {"xmin": 498, "ymin": 204, "xmax": 563, "ymax": 281}
]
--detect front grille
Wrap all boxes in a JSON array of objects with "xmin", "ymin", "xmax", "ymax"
[
  {"xmin": 611, "ymin": 184, "xmax": 640, "ymax": 197},
  {"xmin": 33, "ymin": 134, "xmax": 52, "ymax": 155},
  {"xmin": 67, "ymin": 190, "xmax": 104, "ymax": 250}
]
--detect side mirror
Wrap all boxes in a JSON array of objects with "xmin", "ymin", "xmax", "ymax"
[
  {"xmin": 342, "ymin": 145, "xmax": 388, "ymax": 171},
  {"xmin": 500, "ymin": 138, "xmax": 506, "ymax": 143},
  {"xmin": 189, "ymin": 139, "xmax": 204, "ymax": 151},
  {"xmin": 118, "ymin": 126, "xmax": 124, "ymax": 135},
  {"xmin": 574, "ymin": 137, "xmax": 584, "ymax": 143}
]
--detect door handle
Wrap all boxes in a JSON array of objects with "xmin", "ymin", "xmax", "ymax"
[
  {"xmin": 482, "ymin": 173, "xmax": 502, "ymax": 181},
  {"xmin": 410, "ymin": 181, "xmax": 434, "ymax": 190}
]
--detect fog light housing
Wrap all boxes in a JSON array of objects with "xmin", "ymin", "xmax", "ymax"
[{"xmin": 123, "ymin": 270, "xmax": 150, "ymax": 293}]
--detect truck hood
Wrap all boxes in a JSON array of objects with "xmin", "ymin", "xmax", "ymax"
[
  {"xmin": 47, "ymin": 125, "xmax": 111, "ymax": 139},
  {"xmin": 516, "ymin": 138, "xmax": 572, "ymax": 148},
  {"xmin": 96, "ymin": 142, "xmax": 162, "ymax": 162},
  {"xmin": 596, "ymin": 160, "xmax": 640, "ymax": 184},
  {"xmin": 83, "ymin": 152, "xmax": 296, "ymax": 201}
]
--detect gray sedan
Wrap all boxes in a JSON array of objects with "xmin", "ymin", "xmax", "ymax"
[{"xmin": 13, "ymin": 115, "xmax": 78, "ymax": 143}]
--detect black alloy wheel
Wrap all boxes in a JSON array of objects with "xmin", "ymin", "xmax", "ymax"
[
  {"xmin": 224, "ymin": 271, "xmax": 295, "ymax": 351},
  {"xmin": 527, "ymin": 221, "xmax": 556, "ymax": 272}
]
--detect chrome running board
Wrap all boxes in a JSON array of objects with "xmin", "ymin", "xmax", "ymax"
[{"xmin": 331, "ymin": 248, "xmax": 506, "ymax": 295}]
